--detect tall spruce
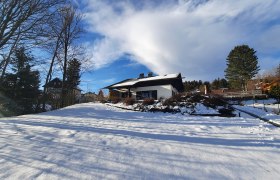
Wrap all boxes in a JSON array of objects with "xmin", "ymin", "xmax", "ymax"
[
  {"xmin": 64, "ymin": 58, "xmax": 81, "ymax": 106},
  {"xmin": 225, "ymin": 45, "xmax": 260, "ymax": 91},
  {"xmin": 66, "ymin": 58, "xmax": 81, "ymax": 89}
]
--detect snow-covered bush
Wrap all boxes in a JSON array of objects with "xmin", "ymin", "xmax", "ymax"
[{"xmin": 142, "ymin": 98, "xmax": 155, "ymax": 105}]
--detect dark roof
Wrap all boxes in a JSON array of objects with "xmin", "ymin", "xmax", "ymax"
[
  {"xmin": 104, "ymin": 73, "xmax": 184, "ymax": 92},
  {"xmin": 44, "ymin": 78, "xmax": 62, "ymax": 88},
  {"xmin": 44, "ymin": 78, "xmax": 82, "ymax": 91}
]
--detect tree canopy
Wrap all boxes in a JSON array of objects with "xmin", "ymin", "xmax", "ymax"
[
  {"xmin": 225, "ymin": 45, "xmax": 260, "ymax": 91},
  {"xmin": 0, "ymin": 47, "xmax": 40, "ymax": 115}
]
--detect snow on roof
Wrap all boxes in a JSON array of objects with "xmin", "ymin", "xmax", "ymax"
[
  {"xmin": 111, "ymin": 73, "xmax": 180, "ymax": 88},
  {"xmin": 111, "ymin": 79, "xmax": 138, "ymax": 87}
]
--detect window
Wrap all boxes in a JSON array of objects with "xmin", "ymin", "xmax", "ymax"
[{"xmin": 136, "ymin": 90, "xmax": 157, "ymax": 100}]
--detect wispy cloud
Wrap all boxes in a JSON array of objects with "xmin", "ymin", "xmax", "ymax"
[{"xmin": 83, "ymin": 0, "xmax": 280, "ymax": 80}]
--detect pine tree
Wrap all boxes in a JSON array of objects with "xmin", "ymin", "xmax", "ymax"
[
  {"xmin": 211, "ymin": 78, "xmax": 221, "ymax": 90},
  {"xmin": 211, "ymin": 78, "xmax": 228, "ymax": 90},
  {"xmin": 225, "ymin": 45, "xmax": 260, "ymax": 91},
  {"xmin": 0, "ymin": 47, "xmax": 40, "ymax": 115},
  {"xmin": 65, "ymin": 58, "xmax": 81, "ymax": 105},
  {"xmin": 66, "ymin": 58, "xmax": 81, "ymax": 89}
]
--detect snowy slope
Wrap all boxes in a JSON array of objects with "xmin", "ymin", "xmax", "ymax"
[{"xmin": 0, "ymin": 103, "xmax": 279, "ymax": 179}]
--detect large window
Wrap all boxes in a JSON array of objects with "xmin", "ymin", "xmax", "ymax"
[{"xmin": 136, "ymin": 90, "xmax": 157, "ymax": 100}]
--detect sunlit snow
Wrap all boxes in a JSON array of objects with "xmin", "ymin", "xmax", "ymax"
[{"xmin": 0, "ymin": 103, "xmax": 279, "ymax": 179}]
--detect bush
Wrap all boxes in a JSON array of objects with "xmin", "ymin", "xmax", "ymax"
[
  {"xmin": 124, "ymin": 97, "xmax": 135, "ymax": 105},
  {"xmin": 218, "ymin": 107, "xmax": 235, "ymax": 117},
  {"xmin": 110, "ymin": 96, "xmax": 121, "ymax": 104},
  {"xmin": 189, "ymin": 94, "xmax": 204, "ymax": 103},
  {"xmin": 142, "ymin": 98, "xmax": 155, "ymax": 105},
  {"xmin": 162, "ymin": 93, "xmax": 183, "ymax": 106},
  {"xmin": 203, "ymin": 96, "xmax": 227, "ymax": 108},
  {"xmin": 171, "ymin": 93, "xmax": 182, "ymax": 102},
  {"xmin": 100, "ymin": 99, "xmax": 107, "ymax": 103}
]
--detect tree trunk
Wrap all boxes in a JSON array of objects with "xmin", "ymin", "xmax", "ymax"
[
  {"xmin": 42, "ymin": 31, "xmax": 62, "ymax": 111},
  {"xmin": 60, "ymin": 26, "xmax": 69, "ymax": 108}
]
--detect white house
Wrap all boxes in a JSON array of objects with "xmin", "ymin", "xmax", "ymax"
[{"xmin": 105, "ymin": 73, "xmax": 184, "ymax": 100}]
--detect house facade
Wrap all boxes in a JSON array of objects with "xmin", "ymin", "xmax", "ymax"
[
  {"xmin": 44, "ymin": 78, "xmax": 82, "ymax": 101},
  {"xmin": 105, "ymin": 73, "xmax": 184, "ymax": 100}
]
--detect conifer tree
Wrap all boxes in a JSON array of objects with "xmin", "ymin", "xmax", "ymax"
[
  {"xmin": 66, "ymin": 58, "xmax": 81, "ymax": 89},
  {"xmin": 270, "ymin": 86, "xmax": 280, "ymax": 114},
  {"xmin": 64, "ymin": 58, "xmax": 81, "ymax": 105},
  {"xmin": 225, "ymin": 45, "xmax": 260, "ymax": 91},
  {"xmin": 97, "ymin": 90, "xmax": 105, "ymax": 101},
  {"xmin": 276, "ymin": 63, "xmax": 280, "ymax": 78},
  {"xmin": 211, "ymin": 78, "xmax": 228, "ymax": 90},
  {"xmin": 0, "ymin": 47, "xmax": 40, "ymax": 115}
]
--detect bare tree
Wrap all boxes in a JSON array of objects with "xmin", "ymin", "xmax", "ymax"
[
  {"xmin": 0, "ymin": 0, "xmax": 64, "ymax": 81},
  {"xmin": 56, "ymin": 5, "xmax": 83, "ymax": 107}
]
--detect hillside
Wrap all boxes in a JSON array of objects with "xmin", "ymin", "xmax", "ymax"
[{"xmin": 0, "ymin": 103, "xmax": 279, "ymax": 179}]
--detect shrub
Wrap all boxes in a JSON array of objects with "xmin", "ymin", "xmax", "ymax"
[
  {"xmin": 189, "ymin": 94, "xmax": 204, "ymax": 103},
  {"xmin": 162, "ymin": 93, "xmax": 183, "ymax": 106},
  {"xmin": 171, "ymin": 93, "xmax": 182, "ymax": 102},
  {"xmin": 203, "ymin": 96, "xmax": 227, "ymax": 108},
  {"xmin": 110, "ymin": 96, "xmax": 121, "ymax": 104},
  {"xmin": 163, "ymin": 98, "xmax": 174, "ymax": 106},
  {"xmin": 124, "ymin": 97, "xmax": 135, "ymax": 105},
  {"xmin": 142, "ymin": 98, "xmax": 155, "ymax": 105},
  {"xmin": 218, "ymin": 107, "xmax": 235, "ymax": 117},
  {"xmin": 100, "ymin": 99, "xmax": 107, "ymax": 103}
]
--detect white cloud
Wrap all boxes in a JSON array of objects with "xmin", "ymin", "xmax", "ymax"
[{"xmin": 83, "ymin": 0, "xmax": 280, "ymax": 80}]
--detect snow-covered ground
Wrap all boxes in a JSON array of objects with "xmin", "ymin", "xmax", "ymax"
[
  {"xmin": 238, "ymin": 99, "xmax": 280, "ymax": 124},
  {"xmin": 0, "ymin": 103, "xmax": 279, "ymax": 179},
  {"xmin": 242, "ymin": 99, "xmax": 279, "ymax": 114}
]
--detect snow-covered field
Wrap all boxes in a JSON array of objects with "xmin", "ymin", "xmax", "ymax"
[
  {"xmin": 243, "ymin": 99, "xmax": 279, "ymax": 114},
  {"xmin": 237, "ymin": 99, "xmax": 280, "ymax": 124},
  {"xmin": 0, "ymin": 103, "xmax": 279, "ymax": 179}
]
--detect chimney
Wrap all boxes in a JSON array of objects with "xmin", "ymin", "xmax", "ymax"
[
  {"xmin": 139, "ymin": 73, "xmax": 144, "ymax": 78},
  {"xmin": 148, "ymin": 72, "xmax": 153, "ymax": 77}
]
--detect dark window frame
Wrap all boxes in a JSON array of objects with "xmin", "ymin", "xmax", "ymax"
[{"xmin": 136, "ymin": 90, "xmax": 157, "ymax": 100}]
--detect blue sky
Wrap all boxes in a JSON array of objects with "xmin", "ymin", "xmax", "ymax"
[{"xmin": 72, "ymin": 0, "xmax": 280, "ymax": 93}]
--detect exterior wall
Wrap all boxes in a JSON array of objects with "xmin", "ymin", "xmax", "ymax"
[{"xmin": 130, "ymin": 85, "xmax": 175, "ymax": 100}]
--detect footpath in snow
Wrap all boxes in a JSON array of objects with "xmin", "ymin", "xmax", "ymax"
[{"xmin": 0, "ymin": 103, "xmax": 279, "ymax": 179}]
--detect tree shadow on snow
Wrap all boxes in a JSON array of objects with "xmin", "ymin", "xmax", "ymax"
[{"xmin": 1, "ymin": 119, "xmax": 279, "ymax": 148}]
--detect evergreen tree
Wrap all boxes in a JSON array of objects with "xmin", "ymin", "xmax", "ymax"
[
  {"xmin": 184, "ymin": 80, "xmax": 200, "ymax": 92},
  {"xmin": 225, "ymin": 45, "xmax": 260, "ymax": 91},
  {"xmin": 270, "ymin": 85, "xmax": 280, "ymax": 114},
  {"xmin": 211, "ymin": 78, "xmax": 228, "ymax": 90},
  {"xmin": 97, "ymin": 90, "xmax": 105, "ymax": 101},
  {"xmin": 0, "ymin": 47, "xmax": 40, "ymax": 115},
  {"xmin": 66, "ymin": 58, "xmax": 81, "ymax": 89},
  {"xmin": 220, "ymin": 78, "xmax": 229, "ymax": 88},
  {"xmin": 65, "ymin": 58, "xmax": 81, "ymax": 105},
  {"xmin": 276, "ymin": 63, "xmax": 280, "ymax": 78},
  {"xmin": 211, "ymin": 78, "xmax": 221, "ymax": 90}
]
